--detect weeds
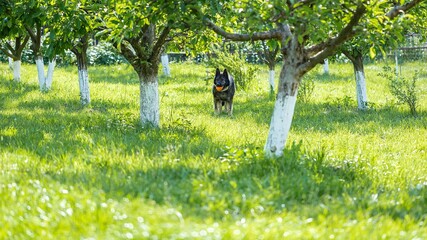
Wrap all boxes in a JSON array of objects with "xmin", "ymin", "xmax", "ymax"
[
  {"xmin": 379, "ymin": 66, "xmax": 420, "ymax": 116},
  {"xmin": 207, "ymin": 48, "xmax": 259, "ymax": 91}
]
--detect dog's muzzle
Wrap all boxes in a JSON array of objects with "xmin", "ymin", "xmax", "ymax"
[{"xmin": 214, "ymin": 85, "xmax": 229, "ymax": 92}]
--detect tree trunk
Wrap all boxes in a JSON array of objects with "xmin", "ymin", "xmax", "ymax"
[
  {"xmin": 268, "ymin": 69, "xmax": 275, "ymax": 92},
  {"xmin": 139, "ymin": 74, "xmax": 160, "ymax": 127},
  {"xmin": 264, "ymin": 63, "xmax": 300, "ymax": 157},
  {"xmin": 12, "ymin": 60, "xmax": 21, "ymax": 82},
  {"xmin": 343, "ymin": 50, "xmax": 368, "ymax": 110},
  {"xmin": 161, "ymin": 53, "xmax": 171, "ymax": 77},
  {"xmin": 76, "ymin": 52, "xmax": 90, "ymax": 105},
  {"xmin": 35, "ymin": 55, "xmax": 46, "ymax": 90},
  {"xmin": 8, "ymin": 57, "xmax": 13, "ymax": 71},
  {"xmin": 323, "ymin": 58, "xmax": 329, "ymax": 75},
  {"xmin": 46, "ymin": 58, "xmax": 56, "ymax": 90}
]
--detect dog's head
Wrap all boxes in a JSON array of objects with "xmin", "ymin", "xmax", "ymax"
[{"xmin": 214, "ymin": 68, "xmax": 230, "ymax": 91}]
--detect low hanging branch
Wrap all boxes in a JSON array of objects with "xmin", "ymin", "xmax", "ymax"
[{"xmin": 203, "ymin": 17, "xmax": 283, "ymax": 41}]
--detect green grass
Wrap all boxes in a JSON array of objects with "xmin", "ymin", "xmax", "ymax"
[{"xmin": 1, "ymin": 61, "xmax": 426, "ymax": 239}]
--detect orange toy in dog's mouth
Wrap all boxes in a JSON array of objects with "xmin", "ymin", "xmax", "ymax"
[{"xmin": 215, "ymin": 86, "xmax": 224, "ymax": 91}]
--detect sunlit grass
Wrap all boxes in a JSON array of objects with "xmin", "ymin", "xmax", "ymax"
[{"xmin": 1, "ymin": 61, "xmax": 426, "ymax": 239}]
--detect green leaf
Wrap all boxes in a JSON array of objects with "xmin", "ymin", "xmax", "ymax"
[{"xmin": 369, "ymin": 46, "xmax": 376, "ymax": 59}]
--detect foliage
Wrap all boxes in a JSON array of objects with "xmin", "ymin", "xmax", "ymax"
[
  {"xmin": 379, "ymin": 66, "xmax": 420, "ymax": 116},
  {"xmin": 207, "ymin": 48, "xmax": 259, "ymax": 91},
  {"xmin": 87, "ymin": 42, "xmax": 127, "ymax": 66}
]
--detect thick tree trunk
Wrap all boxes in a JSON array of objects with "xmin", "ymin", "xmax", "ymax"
[
  {"xmin": 264, "ymin": 63, "xmax": 300, "ymax": 157},
  {"xmin": 76, "ymin": 52, "xmax": 90, "ymax": 105},
  {"xmin": 161, "ymin": 53, "xmax": 170, "ymax": 77},
  {"xmin": 343, "ymin": 50, "xmax": 368, "ymax": 110},
  {"xmin": 12, "ymin": 60, "xmax": 21, "ymax": 82},
  {"xmin": 139, "ymin": 74, "xmax": 160, "ymax": 127}
]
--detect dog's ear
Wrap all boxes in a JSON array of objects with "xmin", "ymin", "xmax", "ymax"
[
  {"xmin": 223, "ymin": 69, "xmax": 228, "ymax": 79},
  {"xmin": 215, "ymin": 68, "xmax": 220, "ymax": 77}
]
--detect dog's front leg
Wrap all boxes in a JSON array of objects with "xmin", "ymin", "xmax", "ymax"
[
  {"xmin": 225, "ymin": 101, "xmax": 233, "ymax": 116},
  {"xmin": 214, "ymin": 99, "xmax": 222, "ymax": 115}
]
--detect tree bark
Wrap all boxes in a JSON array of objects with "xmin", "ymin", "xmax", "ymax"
[
  {"xmin": 161, "ymin": 53, "xmax": 171, "ymax": 77},
  {"xmin": 8, "ymin": 57, "xmax": 13, "ymax": 71},
  {"xmin": 76, "ymin": 52, "xmax": 90, "ymax": 105},
  {"xmin": 268, "ymin": 69, "xmax": 275, "ymax": 93},
  {"xmin": 323, "ymin": 59, "xmax": 329, "ymax": 75},
  {"xmin": 12, "ymin": 60, "xmax": 21, "ymax": 82},
  {"xmin": 343, "ymin": 50, "xmax": 368, "ymax": 110},
  {"xmin": 35, "ymin": 55, "xmax": 46, "ymax": 90},
  {"xmin": 264, "ymin": 36, "xmax": 304, "ymax": 158},
  {"xmin": 46, "ymin": 58, "xmax": 56, "ymax": 90},
  {"xmin": 139, "ymin": 75, "xmax": 160, "ymax": 127}
]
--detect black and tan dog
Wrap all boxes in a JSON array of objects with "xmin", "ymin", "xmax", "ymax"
[{"xmin": 212, "ymin": 68, "xmax": 235, "ymax": 115}]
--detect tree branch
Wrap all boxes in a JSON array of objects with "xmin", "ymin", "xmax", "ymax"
[
  {"xmin": 299, "ymin": 3, "xmax": 367, "ymax": 74},
  {"xmin": 24, "ymin": 25, "xmax": 38, "ymax": 43},
  {"xmin": 17, "ymin": 36, "xmax": 30, "ymax": 56},
  {"xmin": 386, "ymin": 0, "xmax": 423, "ymax": 19},
  {"xmin": 0, "ymin": 45, "xmax": 14, "ymax": 59},
  {"xmin": 204, "ymin": 17, "xmax": 282, "ymax": 41},
  {"xmin": 341, "ymin": 49, "xmax": 356, "ymax": 63},
  {"xmin": 151, "ymin": 25, "xmax": 171, "ymax": 62}
]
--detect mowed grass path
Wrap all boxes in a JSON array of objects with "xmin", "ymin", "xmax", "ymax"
[{"xmin": 0, "ymin": 61, "xmax": 426, "ymax": 239}]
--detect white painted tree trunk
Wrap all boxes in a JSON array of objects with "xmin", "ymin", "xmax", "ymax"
[
  {"xmin": 268, "ymin": 70, "xmax": 275, "ymax": 91},
  {"xmin": 46, "ymin": 59, "xmax": 56, "ymax": 90},
  {"xmin": 36, "ymin": 56, "xmax": 46, "ymax": 90},
  {"xmin": 323, "ymin": 59, "xmax": 329, "ymax": 75},
  {"xmin": 161, "ymin": 54, "xmax": 171, "ymax": 77},
  {"xmin": 8, "ymin": 57, "xmax": 13, "ymax": 71},
  {"xmin": 12, "ymin": 60, "xmax": 21, "ymax": 82},
  {"xmin": 355, "ymin": 70, "xmax": 368, "ymax": 110},
  {"xmin": 140, "ymin": 79, "xmax": 160, "ymax": 127},
  {"xmin": 264, "ymin": 90, "xmax": 298, "ymax": 157},
  {"xmin": 395, "ymin": 50, "xmax": 399, "ymax": 76},
  {"xmin": 78, "ymin": 69, "xmax": 90, "ymax": 105}
]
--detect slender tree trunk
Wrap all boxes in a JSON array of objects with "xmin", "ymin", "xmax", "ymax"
[
  {"xmin": 76, "ymin": 52, "xmax": 90, "ymax": 105},
  {"xmin": 12, "ymin": 60, "xmax": 21, "ymax": 82},
  {"xmin": 264, "ymin": 63, "xmax": 300, "ymax": 157},
  {"xmin": 8, "ymin": 57, "xmax": 13, "ymax": 71},
  {"xmin": 139, "ymin": 74, "xmax": 160, "ymax": 127},
  {"xmin": 35, "ymin": 55, "xmax": 46, "ymax": 90},
  {"xmin": 268, "ymin": 63, "xmax": 275, "ymax": 93},
  {"xmin": 161, "ymin": 53, "xmax": 170, "ymax": 77},
  {"xmin": 323, "ymin": 58, "xmax": 329, "ymax": 75},
  {"xmin": 46, "ymin": 58, "xmax": 56, "ymax": 90},
  {"xmin": 343, "ymin": 50, "xmax": 368, "ymax": 110},
  {"xmin": 395, "ymin": 50, "xmax": 399, "ymax": 76},
  {"xmin": 269, "ymin": 70, "xmax": 275, "ymax": 92}
]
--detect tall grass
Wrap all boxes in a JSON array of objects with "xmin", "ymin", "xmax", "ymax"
[{"xmin": 0, "ymin": 61, "xmax": 426, "ymax": 239}]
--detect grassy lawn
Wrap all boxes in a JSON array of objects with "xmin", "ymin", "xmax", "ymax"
[{"xmin": 0, "ymin": 61, "xmax": 426, "ymax": 239}]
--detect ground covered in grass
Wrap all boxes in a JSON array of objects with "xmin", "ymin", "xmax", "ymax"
[{"xmin": 1, "ymin": 61, "xmax": 426, "ymax": 239}]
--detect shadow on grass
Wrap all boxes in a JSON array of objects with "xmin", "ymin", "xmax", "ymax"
[
  {"xmin": 0, "ymin": 79, "xmax": 39, "ymax": 108},
  {"xmin": 2, "ymin": 74, "xmax": 426, "ymax": 224},
  {"xmin": 16, "ymin": 134, "xmax": 427, "ymax": 223},
  {"xmin": 292, "ymin": 100, "xmax": 427, "ymax": 134}
]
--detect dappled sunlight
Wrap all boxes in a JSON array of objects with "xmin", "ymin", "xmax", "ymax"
[{"xmin": 1, "ymin": 62, "xmax": 427, "ymax": 238}]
